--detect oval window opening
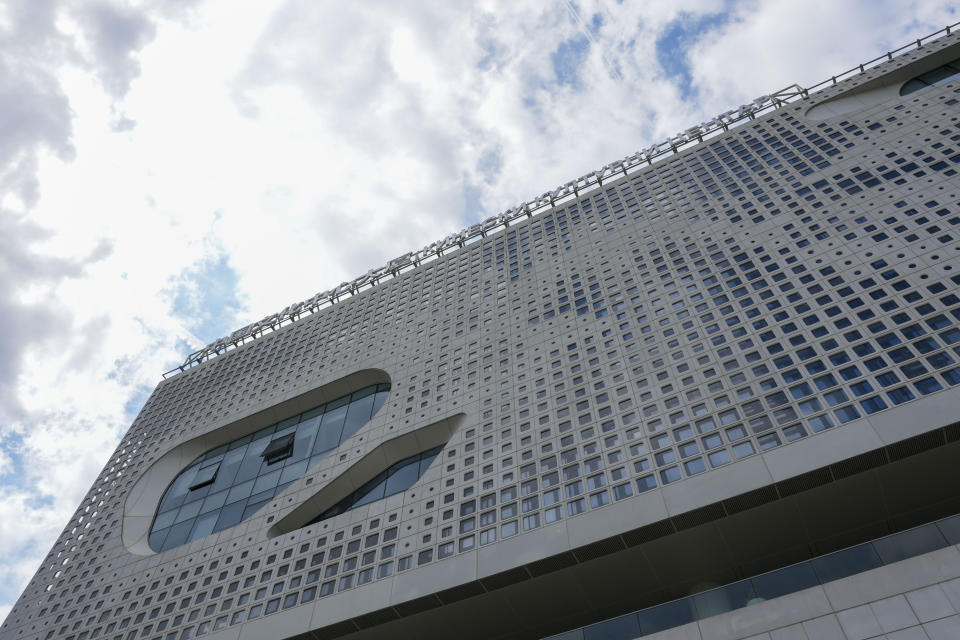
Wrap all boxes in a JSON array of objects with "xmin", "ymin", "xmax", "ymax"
[
  {"xmin": 307, "ymin": 446, "xmax": 442, "ymax": 524},
  {"xmin": 148, "ymin": 383, "xmax": 390, "ymax": 552},
  {"xmin": 900, "ymin": 57, "xmax": 960, "ymax": 95}
]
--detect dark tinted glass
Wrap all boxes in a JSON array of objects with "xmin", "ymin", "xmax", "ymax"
[
  {"xmin": 583, "ymin": 614, "xmax": 640, "ymax": 640},
  {"xmin": 872, "ymin": 524, "xmax": 947, "ymax": 564},
  {"xmin": 937, "ymin": 514, "xmax": 960, "ymax": 544},
  {"xmin": 311, "ymin": 446, "xmax": 442, "ymax": 524},
  {"xmin": 150, "ymin": 383, "xmax": 390, "ymax": 552},
  {"xmin": 900, "ymin": 57, "xmax": 960, "ymax": 95},
  {"xmin": 811, "ymin": 543, "xmax": 882, "ymax": 583},
  {"xmin": 751, "ymin": 561, "xmax": 819, "ymax": 600},
  {"xmin": 635, "ymin": 598, "xmax": 695, "ymax": 634},
  {"xmin": 547, "ymin": 517, "xmax": 959, "ymax": 640}
]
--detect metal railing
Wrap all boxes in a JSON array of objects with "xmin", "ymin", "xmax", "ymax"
[
  {"xmin": 162, "ymin": 21, "xmax": 960, "ymax": 379},
  {"xmin": 803, "ymin": 21, "xmax": 960, "ymax": 96}
]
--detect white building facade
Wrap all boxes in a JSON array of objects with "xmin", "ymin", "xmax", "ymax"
[{"xmin": 5, "ymin": 25, "xmax": 960, "ymax": 640}]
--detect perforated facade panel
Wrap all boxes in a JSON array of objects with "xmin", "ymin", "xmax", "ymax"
[{"xmin": 5, "ymin": 28, "xmax": 960, "ymax": 640}]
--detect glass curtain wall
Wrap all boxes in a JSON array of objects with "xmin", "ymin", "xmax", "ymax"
[{"xmin": 149, "ymin": 383, "xmax": 390, "ymax": 552}]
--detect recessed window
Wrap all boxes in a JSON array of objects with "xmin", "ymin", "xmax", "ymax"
[
  {"xmin": 308, "ymin": 446, "xmax": 442, "ymax": 524},
  {"xmin": 149, "ymin": 383, "xmax": 390, "ymax": 553},
  {"xmin": 900, "ymin": 57, "xmax": 960, "ymax": 95},
  {"xmin": 261, "ymin": 434, "xmax": 296, "ymax": 465},
  {"xmin": 188, "ymin": 462, "xmax": 220, "ymax": 491}
]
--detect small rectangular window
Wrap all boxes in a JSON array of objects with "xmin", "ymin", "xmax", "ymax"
[
  {"xmin": 189, "ymin": 463, "xmax": 220, "ymax": 491},
  {"xmin": 261, "ymin": 434, "xmax": 296, "ymax": 465}
]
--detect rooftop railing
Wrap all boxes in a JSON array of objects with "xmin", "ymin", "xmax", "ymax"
[
  {"xmin": 163, "ymin": 20, "xmax": 960, "ymax": 379},
  {"xmin": 803, "ymin": 21, "xmax": 960, "ymax": 96}
]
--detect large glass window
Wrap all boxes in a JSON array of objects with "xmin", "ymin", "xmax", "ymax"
[
  {"xmin": 149, "ymin": 383, "xmax": 390, "ymax": 552},
  {"xmin": 900, "ymin": 57, "xmax": 960, "ymax": 95},
  {"xmin": 307, "ymin": 446, "xmax": 442, "ymax": 524}
]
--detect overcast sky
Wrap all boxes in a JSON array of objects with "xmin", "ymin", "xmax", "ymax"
[{"xmin": 0, "ymin": 0, "xmax": 956, "ymax": 622}]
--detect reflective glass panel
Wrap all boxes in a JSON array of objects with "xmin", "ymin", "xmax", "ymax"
[
  {"xmin": 900, "ymin": 57, "xmax": 960, "ymax": 95},
  {"xmin": 150, "ymin": 383, "xmax": 390, "ymax": 552},
  {"xmin": 309, "ymin": 446, "xmax": 443, "ymax": 524}
]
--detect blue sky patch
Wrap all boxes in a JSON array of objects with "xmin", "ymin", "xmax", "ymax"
[
  {"xmin": 656, "ymin": 9, "xmax": 731, "ymax": 99},
  {"xmin": 171, "ymin": 253, "xmax": 245, "ymax": 346},
  {"xmin": 462, "ymin": 184, "xmax": 486, "ymax": 224},
  {"xmin": 589, "ymin": 12, "xmax": 603, "ymax": 34},
  {"xmin": 551, "ymin": 34, "xmax": 590, "ymax": 88},
  {"xmin": 0, "ymin": 433, "xmax": 23, "ymax": 479},
  {"xmin": 477, "ymin": 38, "xmax": 500, "ymax": 71},
  {"xmin": 477, "ymin": 148, "xmax": 502, "ymax": 183},
  {"xmin": 123, "ymin": 384, "xmax": 153, "ymax": 421}
]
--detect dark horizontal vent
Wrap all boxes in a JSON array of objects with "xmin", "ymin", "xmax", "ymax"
[
  {"xmin": 887, "ymin": 429, "xmax": 946, "ymax": 461},
  {"xmin": 313, "ymin": 620, "xmax": 360, "ymax": 640},
  {"xmin": 672, "ymin": 503, "xmax": 726, "ymax": 530},
  {"xmin": 527, "ymin": 551, "xmax": 577, "ymax": 577},
  {"xmin": 393, "ymin": 594, "xmax": 442, "ymax": 618},
  {"xmin": 573, "ymin": 535, "xmax": 626, "ymax": 562},
  {"xmin": 480, "ymin": 566, "xmax": 531, "ymax": 592},
  {"xmin": 352, "ymin": 607, "xmax": 399, "ymax": 629},
  {"xmin": 437, "ymin": 580, "xmax": 486, "ymax": 604},
  {"xmin": 776, "ymin": 467, "xmax": 833, "ymax": 497},
  {"xmin": 831, "ymin": 448, "xmax": 888, "ymax": 479},
  {"xmin": 622, "ymin": 520, "xmax": 675, "ymax": 547},
  {"xmin": 944, "ymin": 422, "xmax": 960, "ymax": 442},
  {"xmin": 723, "ymin": 485, "xmax": 778, "ymax": 515}
]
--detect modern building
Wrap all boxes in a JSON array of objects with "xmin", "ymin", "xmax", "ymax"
[{"xmin": 6, "ymin": 23, "xmax": 960, "ymax": 640}]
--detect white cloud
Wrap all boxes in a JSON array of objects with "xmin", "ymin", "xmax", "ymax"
[
  {"xmin": 0, "ymin": 0, "xmax": 956, "ymax": 624},
  {"xmin": 688, "ymin": 0, "xmax": 959, "ymax": 110}
]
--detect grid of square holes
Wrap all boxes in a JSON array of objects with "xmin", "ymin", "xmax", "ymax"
[{"xmin": 6, "ymin": 35, "xmax": 960, "ymax": 640}]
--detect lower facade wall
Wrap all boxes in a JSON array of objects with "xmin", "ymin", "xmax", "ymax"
[{"xmin": 642, "ymin": 545, "xmax": 960, "ymax": 640}]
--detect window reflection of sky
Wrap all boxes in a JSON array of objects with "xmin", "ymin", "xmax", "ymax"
[
  {"xmin": 309, "ymin": 446, "xmax": 442, "ymax": 524},
  {"xmin": 149, "ymin": 383, "xmax": 390, "ymax": 552},
  {"xmin": 900, "ymin": 57, "xmax": 960, "ymax": 95}
]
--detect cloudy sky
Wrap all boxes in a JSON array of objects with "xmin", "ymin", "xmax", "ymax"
[{"xmin": 0, "ymin": 0, "xmax": 956, "ymax": 621}]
